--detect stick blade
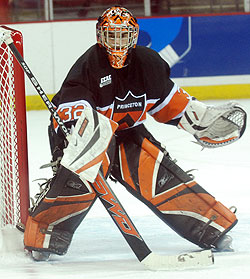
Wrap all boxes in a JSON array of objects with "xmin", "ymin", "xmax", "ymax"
[{"xmin": 141, "ymin": 249, "xmax": 214, "ymax": 271}]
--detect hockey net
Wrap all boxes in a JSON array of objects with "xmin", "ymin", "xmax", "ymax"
[{"xmin": 0, "ymin": 26, "xmax": 29, "ymax": 230}]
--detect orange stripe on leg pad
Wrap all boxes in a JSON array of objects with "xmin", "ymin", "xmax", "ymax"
[
  {"xmin": 138, "ymin": 139, "xmax": 160, "ymax": 200},
  {"xmin": 24, "ymin": 216, "xmax": 47, "ymax": 249}
]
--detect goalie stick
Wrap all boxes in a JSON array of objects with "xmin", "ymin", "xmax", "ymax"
[{"xmin": 0, "ymin": 27, "xmax": 214, "ymax": 270}]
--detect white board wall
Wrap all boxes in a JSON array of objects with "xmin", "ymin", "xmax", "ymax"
[{"xmin": 8, "ymin": 20, "xmax": 96, "ymax": 96}]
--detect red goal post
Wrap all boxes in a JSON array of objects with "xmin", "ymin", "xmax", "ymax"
[{"xmin": 0, "ymin": 26, "xmax": 29, "ymax": 229}]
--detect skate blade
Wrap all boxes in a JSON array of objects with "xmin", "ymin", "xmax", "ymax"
[
  {"xmin": 214, "ymin": 235, "xmax": 234, "ymax": 252},
  {"xmin": 31, "ymin": 251, "xmax": 51, "ymax": 261}
]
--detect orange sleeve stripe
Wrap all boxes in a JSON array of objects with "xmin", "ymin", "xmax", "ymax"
[
  {"xmin": 152, "ymin": 88, "xmax": 190, "ymax": 123},
  {"xmin": 97, "ymin": 108, "xmax": 113, "ymax": 119},
  {"xmin": 146, "ymin": 102, "xmax": 157, "ymax": 112}
]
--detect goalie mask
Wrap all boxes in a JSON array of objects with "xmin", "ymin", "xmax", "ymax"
[{"xmin": 96, "ymin": 6, "xmax": 139, "ymax": 69}]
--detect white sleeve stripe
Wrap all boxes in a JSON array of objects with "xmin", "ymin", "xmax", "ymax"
[
  {"xmin": 148, "ymin": 83, "xmax": 178, "ymax": 116},
  {"xmin": 96, "ymin": 103, "xmax": 114, "ymax": 111},
  {"xmin": 146, "ymin": 98, "xmax": 160, "ymax": 104},
  {"xmin": 172, "ymin": 110, "xmax": 186, "ymax": 120},
  {"xmin": 57, "ymin": 100, "xmax": 92, "ymax": 111}
]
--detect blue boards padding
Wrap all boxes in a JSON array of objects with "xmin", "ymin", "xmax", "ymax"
[{"xmin": 137, "ymin": 15, "xmax": 250, "ymax": 77}]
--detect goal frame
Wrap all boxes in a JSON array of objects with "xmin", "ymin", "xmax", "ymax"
[{"xmin": 0, "ymin": 25, "xmax": 29, "ymax": 228}]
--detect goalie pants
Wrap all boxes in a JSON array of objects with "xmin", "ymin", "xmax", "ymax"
[{"xmin": 24, "ymin": 124, "xmax": 237, "ymax": 255}]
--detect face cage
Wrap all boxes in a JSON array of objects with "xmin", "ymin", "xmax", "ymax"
[
  {"xmin": 100, "ymin": 26, "xmax": 138, "ymax": 51},
  {"xmin": 98, "ymin": 26, "xmax": 138, "ymax": 55}
]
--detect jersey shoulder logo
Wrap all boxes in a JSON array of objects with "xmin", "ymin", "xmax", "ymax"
[{"xmin": 99, "ymin": 74, "xmax": 112, "ymax": 88}]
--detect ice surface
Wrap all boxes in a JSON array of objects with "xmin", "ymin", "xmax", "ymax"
[{"xmin": 0, "ymin": 99, "xmax": 250, "ymax": 278}]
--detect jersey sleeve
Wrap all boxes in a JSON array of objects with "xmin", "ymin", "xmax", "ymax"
[
  {"xmin": 148, "ymin": 82, "xmax": 191, "ymax": 126},
  {"xmin": 51, "ymin": 54, "xmax": 96, "ymax": 134}
]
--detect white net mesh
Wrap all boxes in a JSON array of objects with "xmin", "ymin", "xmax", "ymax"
[{"xmin": 0, "ymin": 30, "xmax": 21, "ymax": 228}]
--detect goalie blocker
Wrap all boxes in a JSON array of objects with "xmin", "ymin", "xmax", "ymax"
[{"xmin": 24, "ymin": 105, "xmax": 240, "ymax": 256}]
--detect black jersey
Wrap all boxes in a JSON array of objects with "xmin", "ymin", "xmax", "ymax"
[{"xmin": 52, "ymin": 44, "xmax": 190, "ymax": 132}]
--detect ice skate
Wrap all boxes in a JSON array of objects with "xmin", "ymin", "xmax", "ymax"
[
  {"xmin": 31, "ymin": 251, "xmax": 51, "ymax": 261},
  {"xmin": 215, "ymin": 235, "xmax": 234, "ymax": 252}
]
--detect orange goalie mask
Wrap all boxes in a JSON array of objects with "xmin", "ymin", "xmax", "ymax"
[{"xmin": 96, "ymin": 6, "xmax": 139, "ymax": 69}]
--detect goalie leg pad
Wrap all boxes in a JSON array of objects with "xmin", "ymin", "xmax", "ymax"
[
  {"xmin": 111, "ymin": 125, "xmax": 237, "ymax": 249},
  {"xmin": 24, "ymin": 217, "xmax": 75, "ymax": 255},
  {"xmin": 24, "ymin": 166, "xmax": 97, "ymax": 255}
]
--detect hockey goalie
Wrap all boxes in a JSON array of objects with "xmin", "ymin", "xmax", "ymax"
[{"xmin": 24, "ymin": 6, "xmax": 247, "ymax": 260}]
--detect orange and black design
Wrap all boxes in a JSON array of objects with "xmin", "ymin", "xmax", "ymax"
[
  {"xmin": 112, "ymin": 91, "xmax": 146, "ymax": 130},
  {"xmin": 52, "ymin": 100, "xmax": 90, "ymax": 133},
  {"xmin": 24, "ymin": 166, "xmax": 97, "ymax": 255},
  {"xmin": 148, "ymin": 83, "xmax": 191, "ymax": 124},
  {"xmin": 24, "ymin": 134, "xmax": 116, "ymax": 255},
  {"xmin": 96, "ymin": 84, "xmax": 190, "ymax": 131},
  {"xmin": 111, "ymin": 125, "xmax": 237, "ymax": 248},
  {"xmin": 96, "ymin": 6, "xmax": 139, "ymax": 69},
  {"xmin": 96, "ymin": 90, "xmax": 158, "ymax": 130}
]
